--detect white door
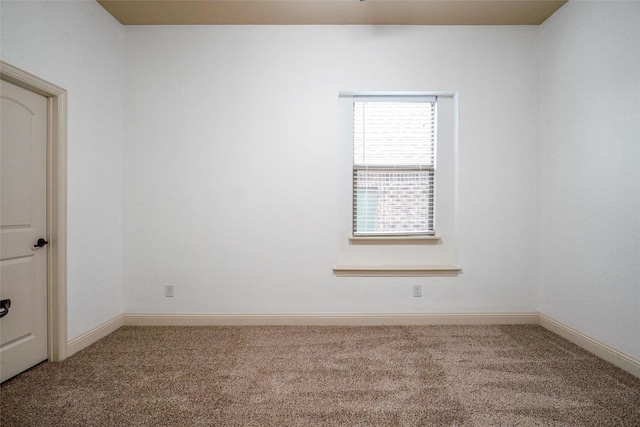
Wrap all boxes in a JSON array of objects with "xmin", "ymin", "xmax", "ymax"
[{"xmin": 0, "ymin": 79, "xmax": 48, "ymax": 382}]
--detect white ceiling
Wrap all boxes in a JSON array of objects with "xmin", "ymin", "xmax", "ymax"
[{"xmin": 97, "ymin": 0, "xmax": 568, "ymax": 26}]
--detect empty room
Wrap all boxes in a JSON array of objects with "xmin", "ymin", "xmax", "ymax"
[{"xmin": 1, "ymin": 0, "xmax": 639, "ymax": 425}]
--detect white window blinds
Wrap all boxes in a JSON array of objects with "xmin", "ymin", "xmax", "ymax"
[{"xmin": 352, "ymin": 97, "xmax": 436, "ymax": 236}]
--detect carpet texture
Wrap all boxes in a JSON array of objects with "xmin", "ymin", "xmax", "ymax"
[{"xmin": 1, "ymin": 325, "xmax": 639, "ymax": 426}]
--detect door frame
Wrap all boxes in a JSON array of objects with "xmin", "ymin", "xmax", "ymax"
[{"xmin": 1, "ymin": 61, "xmax": 68, "ymax": 362}]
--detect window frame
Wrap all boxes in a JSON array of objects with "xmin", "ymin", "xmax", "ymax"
[
  {"xmin": 350, "ymin": 95, "xmax": 438, "ymax": 238},
  {"xmin": 334, "ymin": 91, "xmax": 460, "ymax": 276}
]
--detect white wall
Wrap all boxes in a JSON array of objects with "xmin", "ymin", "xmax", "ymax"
[
  {"xmin": 539, "ymin": 1, "xmax": 640, "ymax": 359},
  {"xmin": 123, "ymin": 25, "xmax": 540, "ymax": 314},
  {"xmin": 0, "ymin": 1, "xmax": 124, "ymax": 340},
  {"xmin": 2, "ymin": 0, "xmax": 636, "ymax": 364}
]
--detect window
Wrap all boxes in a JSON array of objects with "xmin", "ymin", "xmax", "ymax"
[
  {"xmin": 335, "ymin": 92, "xmax": 459, "ymax": 276},
  {"xmin": 352, "ymin": 96, "xmax": 437, "ymax": 237}
]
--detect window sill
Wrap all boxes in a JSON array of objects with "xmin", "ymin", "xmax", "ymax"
[
  {"xmin": 333, "ymin": 266, "xmax": 461, "ymax": 277},
  {"xmin": 349, "ymin": 235, "xmax": 441, "ymax": 245}
]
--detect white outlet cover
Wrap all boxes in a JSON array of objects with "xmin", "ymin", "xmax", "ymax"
[{"xmin": 165, "ymin": 285, "xmax": 174, "ymax": 297}]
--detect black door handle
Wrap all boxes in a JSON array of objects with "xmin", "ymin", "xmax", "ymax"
[
  {"xmin": 34, "ymin": 238, "xmax": 48, "ymax": 248},
  {"xmin": 0, "ymin": 299, "xmax": 11, "ymax": 319}
]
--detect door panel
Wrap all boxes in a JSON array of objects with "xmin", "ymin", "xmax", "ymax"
[
  {"xmin": 0, "ymin": 79, "xmax": 48, "ymax": 382},
  {"xmin": 2, "ymin": 258, "xmax": 36, "ymax": 343}
]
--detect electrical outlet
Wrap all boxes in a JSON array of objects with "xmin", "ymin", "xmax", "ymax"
[
  {"xmin": 165, "ymin": 284, "xmax": 174, "ymax": 298},
  {"xmin": 413, "ymin": 285, "xmax": 422, "ymax": 298}
]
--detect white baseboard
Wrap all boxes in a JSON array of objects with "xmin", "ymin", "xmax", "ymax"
[
  {"xmin": 123, "ymin": 312, "xmax": 539, "ymax": 327},
  {"xmin": 539, "ymin": 314, "xmax": 640, "ymax": 378},
  {"xmin": 66, "ymin": 314, "xmax": 124, "ymax": 358}
]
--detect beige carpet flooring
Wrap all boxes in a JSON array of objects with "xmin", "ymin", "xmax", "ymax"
[{"xmin": 1, "ymin": 325, "xmax": 639, "ymax": 426}]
